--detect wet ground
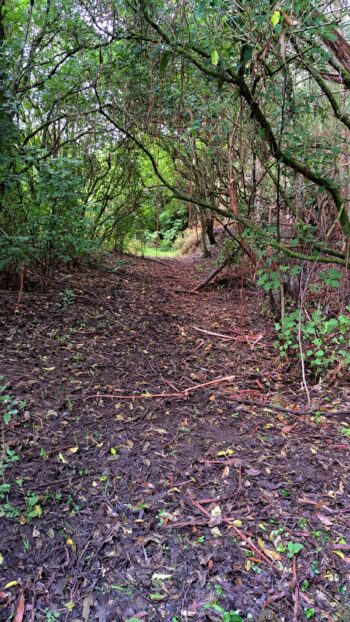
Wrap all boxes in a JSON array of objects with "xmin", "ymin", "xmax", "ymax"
[{"xmin": 1, "ymin": 255, "xmax": 350, "ymax": 622}]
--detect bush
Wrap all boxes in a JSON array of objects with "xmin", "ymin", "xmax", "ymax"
[
  {"xmin": 275, "ymin": 307, "xmax": 350, "ymax": 376},
  {"xmin": 0, "ymin": 154, "xmax": 97, "ymax": 279}
]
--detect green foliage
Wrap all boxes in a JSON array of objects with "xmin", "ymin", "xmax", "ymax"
[
  {"xmin": 222, "ymin": 613, "xmax": 244, "ymax": 622},
  {"xmin": 44, "ymin": 610, "xmax": 60, "ymax": 622},
  {"xmin": 257, "ymin": 269, "xmax": 281, "ymax": 293},
  {"xmin": 0, "ymin": 379, "xmax": 24, "ymax": 424},
  {"xmin": 0, "ymin": 154, "xmax": 97, "ymax": 276},
  {"xmin": 257, "ymin": 263, "xmax": 301, "ymax": 293},
  {"xmin": 287, "ymin": 541, "xmax": 304, "ymax": 558},
  {"xmin": 211, "ymin": 50, "xmax": 220, "ymax": 66},
  {"xmin": 319, "ymin": 269, "xmax": 343, "ymax": 289},
  {"xmin": 275, "ymin": 308, "xmax": 350, "ymax": 375},
  {"xmin": 59, "ymin": 288, "xmax": 75, "ymax": 309},
  {"xmin": 304, "ymin": 608, "xmax": 315, "ymax": 619},
  {"xmin": 158, "ymin": 206, "xmax": 188, "ymax": 248}
]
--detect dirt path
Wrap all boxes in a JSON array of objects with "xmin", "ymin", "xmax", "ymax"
[{"xmin": 1, "ymin": 256, "xmax": 349, "ymax": 622}]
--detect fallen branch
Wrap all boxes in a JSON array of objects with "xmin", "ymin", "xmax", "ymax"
[
  {"xmin": 263, "ymin": 591, "xmax": 287, "ymax": 609},
  {"xmin": 292, "ymin": 556, "xmax": 299, "ymax": 622},
  {"xmin": 191, "ymin": 256, "xmax": 230, "ymax": 293},
  {"xmin": 224, "ymin": 395, "xmax": 350, "ymax": 417},
  {"xmin": 86, "ymin": 374, "xmax": 236, "ymax": 401},
  {"xmin": 167, "ymin": 519, "xmax": 208, "ymax": 528},
  {"xmin": 193, "ymin": 326, "xmax": 264, "ymax": 348},
  {"xmin": 193, "ymin": 326, "xmax": 237, "ymax": 340}
]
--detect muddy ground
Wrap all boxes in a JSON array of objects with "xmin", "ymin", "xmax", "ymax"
[{"xmin": 1, "ymin": 255, "xmax": 350, "ymax": 622}]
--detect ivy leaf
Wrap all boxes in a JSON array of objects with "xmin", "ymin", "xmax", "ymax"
[{"xmin": 211, "ymin": 50, "xmax": 219, "ymax": 66}]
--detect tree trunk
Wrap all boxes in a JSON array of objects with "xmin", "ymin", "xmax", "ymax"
[
  {"xmin": 206, "ymin": 214, "xmax": 216, "ymax": 245},
  {"xmin": 199, "ymin": 208, "xmax": 210, "ymax": 257}
]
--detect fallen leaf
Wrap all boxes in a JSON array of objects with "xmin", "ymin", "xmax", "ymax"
[
  {"xmin": 263, "ymin": 548, "xmax": 281, "ymax": 561},
  {"xmin": 65, "ymin": 601, "xmax": 75, "ymax": 612},
  {"xmin": 247, "ymin": 468, "xmax": 261, "ymax": 476},
  {"xmin": 14, "ymin": 594, "xmax": 25, "ymax": 622},
  {"xmin": 211, "ymin": 505, "xmax": 222, "ymax": 517},
  {"xmin": 217, "ymin": 448, "xmax": 234, "ymax": 457},
  {"xmin": 316, "ymin": 512, "xmax": 333, "ymax": 527},
  {"xmin": 210, "ymin": 526, "xmax": 222, "ymax": 538},
  {"xmin": 282, "ymin": 423, "xmax": 298, "ymax": 434},
  {"xmin": 66, "ymin": 537, "xmax": 76, "ymax": 551},
  {"xmin": 281, "ymin": 10, "xmax": 298, "ymax": 26},
  {"xmin": 298, "ymin": 497, "xmax": 318, "ymax": 506},
  {"xmin": 222, "ymin": 465, "xmax": 230, "ymax": 479},
  {"xmin": 34, "ymin": 504, "xmax": 43, "ymax": 517},
  {"xmin": 82, "ymin": 594, "xmax": 94, "ymax": 621},
  {"xmin": 258, "ymin": 538, "xmax": 281, "ymax": 561},
  {"xmin": 4, "ymin": 581, "xmax": 19, "ymax": 589}
]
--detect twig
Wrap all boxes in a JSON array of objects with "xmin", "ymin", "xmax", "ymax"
[
  {"xmin": 225, "ymin": 519, "xmax": 281, "ymax": 572},
  {"xmin": 297, "ymin": 309, "xmax": 310, "ymax": 408},
  {"xmin": 247, "ymin": 333, "xmax": 264, "ymax": 349},
  {"xmin": 85, "ymin": 374, "xmax": 236, "ymax": 401},
  {"xmin": 15, "ymin": 266, "xmax": 25, "ymax": 313},
  {"xmin": 193, "ymin": 326, "xmax": 237, "ymax": 340},
  {"xmin": 187, "ymin": 493, "xmax": 282, "ymax": 573},
  {"xmin": 224, "ymin": 395, "xmax": 350, "ymax": 417},
  {"xmin": 263, "ymin": 591, "xmax": 287, "ymax": 608},
  {"xmin": 86, "ymin": 390, "xmax": 187, "ymax": 401},
  {"xmin": 193, "ymin": 326, "xmax": 264, "ymax": 346},
  {"xmin": 297, "ymin": 267, "xmax": 311, "ymax": 407},
  {"xmin": 166, "ymin": 519, "xmax": 208, "ymax": 528},
  {"xmin": 292, "ymin": 556, "xmax": 299, "ymax": 622}
]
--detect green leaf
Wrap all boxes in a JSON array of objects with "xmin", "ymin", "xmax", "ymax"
[
  {"xmin": 211, "ymin": 50, "xmax": 219, "ymax": 66},
  {"xmin": 223, "ymin": 612, "xmax": 244, "ymax": 622},
  {"xmin": 271, "ymin": 10, "xmax": 281, "ymax": 26},
  {"xmin": 287, "ymin": 541, "xmax": 304, "ymax": 557}
]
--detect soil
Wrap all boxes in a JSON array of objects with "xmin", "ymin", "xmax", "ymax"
[{"xmin": 1, "ymin": 255, "xmax": 350, "ymax": 622}]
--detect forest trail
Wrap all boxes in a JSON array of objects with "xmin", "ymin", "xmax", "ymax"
[{"xmin": 1, "ymin": 256, "xmax": 350, "ymax": 622}]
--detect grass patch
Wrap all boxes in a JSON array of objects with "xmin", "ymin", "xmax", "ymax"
[{"xmin": 128, "ymin": 241, "xmax": 179, "ymax": 258}]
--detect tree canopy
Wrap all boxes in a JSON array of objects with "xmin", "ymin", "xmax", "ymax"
[{"xmin": 1, "ymin": 0, "xmax": 350, "ymax": 267}]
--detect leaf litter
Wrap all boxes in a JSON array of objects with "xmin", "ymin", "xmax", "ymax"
[{"xmin": 0, "ymin": 255, "xmax": 349, "ymax": 622}]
